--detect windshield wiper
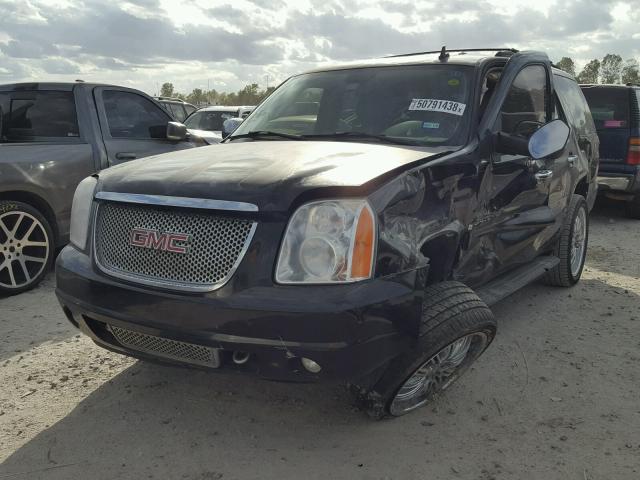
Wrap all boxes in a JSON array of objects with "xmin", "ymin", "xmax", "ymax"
[
  {"xmin": 302, "ymin": 132, "xmax": 418, "ymax": 146},
  {"xmin": 228, "ymin": 130, "xmax": 303, "ymax": 141}
]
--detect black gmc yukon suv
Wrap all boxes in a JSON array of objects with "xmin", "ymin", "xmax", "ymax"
[{"xmin": 56, "ymin": 49, "xmax": 598, "ymax": 418}]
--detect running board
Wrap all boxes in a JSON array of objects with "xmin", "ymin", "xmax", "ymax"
[{"xmin": 476, "ymin": 256, "xmax": 560, "ymax": 306}]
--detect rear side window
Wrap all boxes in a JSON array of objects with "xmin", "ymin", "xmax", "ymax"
[
  {"xmin": 103, "ymin": 90, "xmax": 169, "ymax": 139},
  {"xmin": 166, "ymin": 103, "xmax": 187, "ymax": 122},
  {"xmin": 184, "ymin": 110, "xmax": 237, "ymax": 131},
  {"xmin": 580, "ymin": 87, "xmax": 629, "ymax": 130},
  {"xmin": 0, "ymin": 91, "xmax": 79, "ymax": 142},
  {"xmin": 498, "ymin": 65, "xmax": 548, "ymax": 137},
  {"xmin": 554, "ymin": 76, "xmax": 596, "ymax": 136}
]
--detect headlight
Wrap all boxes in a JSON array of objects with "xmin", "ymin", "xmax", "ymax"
[
  {"xmin": 276, "ymin": 199, "xmax": 376, "ymax": 284},
  {"xmin": 69, "ymin": 176, "xmax": 97, "ymax": 250}
]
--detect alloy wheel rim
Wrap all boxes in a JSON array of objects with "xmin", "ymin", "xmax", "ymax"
[
  {"xmin": 570, "ymin": 207, "xmax": 587, "ymax": 278},
  {"xmin": 0, "ymin": 211, "xmax": 49, "ymax": 289},
  {"xmin": 389, "ymin": 332, "xmax": 489, "ymax": 416}
]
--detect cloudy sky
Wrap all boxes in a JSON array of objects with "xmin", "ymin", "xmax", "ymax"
[{"xmin": 0, "ymin": 0, "xmax": 639, "ymax": 96}]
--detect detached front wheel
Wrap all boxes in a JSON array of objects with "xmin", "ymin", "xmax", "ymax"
[
  {"xmin": 354, "ymin": 281, "xmax": 497, "ymax": 418},
  {"xmin": 0, "ymin": 201, "xmax": 54, "ymax": 295}
]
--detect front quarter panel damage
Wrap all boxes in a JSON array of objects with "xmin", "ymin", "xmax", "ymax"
[{"xmin": 368, "ymin": 161, "xmax": 476, "ymax": 336}]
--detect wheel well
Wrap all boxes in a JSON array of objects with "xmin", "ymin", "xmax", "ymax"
[
  {"xmin": 0, "ymin": 191, "xmax": 59, "ymax": 244},
  {"xmin": 574, "ymin": 176, "xmax": 589, "ymax": 199},
  {"xmin": 420, "ymin": 232, "xmax": 460, "ymax": 283}
]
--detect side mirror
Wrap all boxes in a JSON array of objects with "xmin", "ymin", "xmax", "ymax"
[
  {"xmin": 166, "ymin": 121, "xmax": 187, "ymax": 141},
  {"xmin": 528, "ymin": 119, "xmax": 569, "ymax": 159},
  {"xmin": 222, "ymin": 117, "xmax": 243, "ymax": 137},
  {"xmin": 495, "ymin": 119, "xmax": 570, "ymax": 159}
]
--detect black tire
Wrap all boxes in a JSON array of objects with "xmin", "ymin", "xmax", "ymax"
[
  {"xmin": 0, "ymin": 200, "xmax": 54, "ymax": 295},
  {"xmin": 626, "ymin": 194, "xmax": 640, "ymax": 219},
  {"xmin": 542, "ymin": 194, "xmax": 588, "ymax": 287},
  {"xmin": 352, "ymin": 281, "xmax": 496, "ymax": 419}
]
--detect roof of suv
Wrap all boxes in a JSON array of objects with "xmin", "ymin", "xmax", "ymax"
[
  {"xmin": 0, "ymin": 81, "xmax": 120, "ymax": 92},
  {"xmin": 197, "ymin": 105, "xmax": 254, "ymax": 112},
  {"xmin": 580, "ymin": 84, "xmax": 640, "ymax": 89},
  {"xmin": 304, "ymin": 49, "xmax": 520, "ymax": 73},
  {"xmin": 154, "ymin": 97, "xmax": 194, "ymax": 105},
  {"xmin": 303, "ymin": 49, "xmax": 572, "ymax": 79}
]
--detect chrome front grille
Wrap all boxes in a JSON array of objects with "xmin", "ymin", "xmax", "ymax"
[
  {"xmin": 110, "ymin": 325, "xmax": 220, "ymax": 367},
  {"xmin": 94, "ymin": 201, "xmax": 256, "ymax": 291}
]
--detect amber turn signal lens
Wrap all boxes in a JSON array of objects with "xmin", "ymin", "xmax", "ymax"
[{"xmin": 350, "ymin": 205, "xmax": 375, "ymax": 280}]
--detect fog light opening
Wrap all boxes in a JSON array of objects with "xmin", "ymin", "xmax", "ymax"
[
  {"xmin": 232, "ymin": 351, "xmax": 251, "ymax": 365},
  {"xmin": 301, "ymin": 357, "xmax": 322, "ymax": 373}
]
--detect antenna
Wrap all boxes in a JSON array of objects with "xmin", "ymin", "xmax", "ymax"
[{"xmin": 439, "ymin": 46, "xmax": 449, "ymax": 61}]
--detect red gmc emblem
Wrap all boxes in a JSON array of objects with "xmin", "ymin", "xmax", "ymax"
[{"xmin": 129, "ymin": 228, "xmax": 191, "ymax": 254}]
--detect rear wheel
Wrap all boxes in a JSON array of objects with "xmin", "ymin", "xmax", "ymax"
[
  {"xmin": 0, "ymin": 201, "xmax": 54, "ymax": 295},
  {"xmin": 626, "ymin": 194, "xmax": 640, "ymax": 219},
  {"xmin": 353, "ymin": 281, "xmax": 496, "ymax": 418},
  {"xmin": 542, "ymin": 194, "xmax": 588, "ymax": 287}
]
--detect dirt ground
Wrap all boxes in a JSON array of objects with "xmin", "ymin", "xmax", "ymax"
[{"xmin": 1, "ymin": 201, "xmax": 639, "ymax": 480}]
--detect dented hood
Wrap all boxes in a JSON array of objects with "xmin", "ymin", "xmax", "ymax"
[{"xmin": 98, "ymin": 141, "xmax": 442, "ymax": 211}]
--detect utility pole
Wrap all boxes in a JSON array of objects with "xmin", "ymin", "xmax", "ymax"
[{"xmin": 264, "ymin": 74, "xmax": 270, "ymax": 89}]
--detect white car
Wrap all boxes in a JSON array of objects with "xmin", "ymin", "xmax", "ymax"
[{"xmin": 185, "ymin": 105, "xmax": 253, "ymax": 144}]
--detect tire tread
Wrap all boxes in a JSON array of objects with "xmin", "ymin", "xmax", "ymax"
[{"xmin": 542, "ymin": 194, "xmax": 587, "ymax": 287}]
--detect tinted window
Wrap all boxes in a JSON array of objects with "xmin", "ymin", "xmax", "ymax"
[
  {"xmin": 184, "ymin": 105, "xmax": 197, "ymax": 116},
  {"xmin": 0, "ymin": 91, "xmax": 79, "ymax": 142},
  {"xmin": 184, "ymin": 110, "xmax": 238, "ymax": 131},
  {"xmin": 554, "ymin": 76, "xmax": 596, "ymax": 136},
  {"xmin": 498, "ymin": 65, "xmax": 548, "ymax": 137},
  {"xmin": 580, "ymin": 87, "xmax": 629, "ymax": 130},
  {"xmin": 103, "ymin": 90, "xmax": 169, "ymax": 139},
  {"xmin": 167, "ymin": 103, "xmax": 187, "ymax": 122},
  {"xmin": 233, "ymin": 65, "xmax": 474, "ymax": 147}
]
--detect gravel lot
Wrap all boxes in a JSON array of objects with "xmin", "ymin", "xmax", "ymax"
[{"xmin": 1, "ymin": 201, "xmax": 639, "ymax": 480}]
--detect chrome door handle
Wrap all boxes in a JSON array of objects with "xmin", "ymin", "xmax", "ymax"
[
  {"xmin": 535, "ymin": 170, "xmax": 553, "ymax": 183},
  {"xmin": 568, "ymin": 155, "xmax": 578, "ymax": 166}
]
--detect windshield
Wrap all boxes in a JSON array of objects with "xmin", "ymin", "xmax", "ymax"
[
  {"xmin": 231, "ymin": 65, "xmax": 474, "ymax": 146},
  {"xmin": 185, "ymin": 110, "xmax": 238, "ymax": 131},
  {"xmin": 581, "ymin": 87, "xmax": 630, "ymax": 130}
]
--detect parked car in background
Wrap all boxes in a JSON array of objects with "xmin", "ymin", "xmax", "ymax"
[
  {"xmin": 154, "ymin": 97, "xmax": 197, "ymax": 122},
  {"xmin": 0, "ymin": 82, "xmax": 201, "ymax": 294},
  {"xmin": 56, "ymin": 48, "xmax": 598, "ymax": 418},
  {"xmin": 580, "ymin": 84, "xmax": 640, "ymax": 218},
  {"xmin": 184, "ymin": 105, "xmax": 254, "ymax": 143}
]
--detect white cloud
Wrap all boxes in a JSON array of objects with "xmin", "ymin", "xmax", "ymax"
[{"xmin": 0, "ymin": 0, "xmax": 637, "ymax": 95}]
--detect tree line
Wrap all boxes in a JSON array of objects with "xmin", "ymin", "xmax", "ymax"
[
  {"xmin": 556, "ymin": 54, "xmax": 639, "ymax": 84},
  {"xmin": 158, "ymin": 82, "xmax": 276, "ymax": 106}
]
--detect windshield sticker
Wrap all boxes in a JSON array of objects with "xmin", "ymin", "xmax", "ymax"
[
  {"xmin": 422, "ymin": 122, "xmax": 440, "ymax": 129},
  {"xmin": 409, "ymin": 99, "xmax": 466, "ymax": 116},
  {"xmin": 448, "ymin": 79, "xmax": 460, "ymax": 86}
]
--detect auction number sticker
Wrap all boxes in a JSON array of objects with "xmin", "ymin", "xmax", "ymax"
[{"xmin": 408, "ymin": 98, "xmax": 467, "ymax": 116}]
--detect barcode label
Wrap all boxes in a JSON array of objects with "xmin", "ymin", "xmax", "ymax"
[{"xmin": 408, "ymin": 99, "xmax": 466, "ymax": 116}]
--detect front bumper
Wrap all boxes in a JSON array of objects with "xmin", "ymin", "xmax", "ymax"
[{"xmin": 56, "ymin": 246, "xmax": 427, "ymax": 383}]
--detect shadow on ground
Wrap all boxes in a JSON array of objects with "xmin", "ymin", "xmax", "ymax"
[
  {"xmin": 0, "ymin": 273, "xmax": 75, "ymax": 362},
  {"xmin": 2, "ymin": 276, "xmax": 639, "ymax": 480}
]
